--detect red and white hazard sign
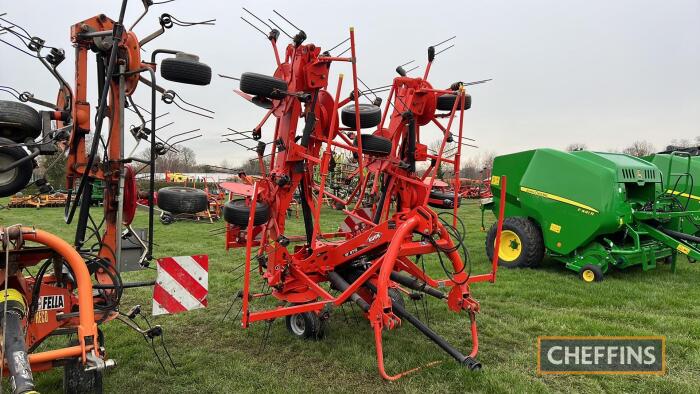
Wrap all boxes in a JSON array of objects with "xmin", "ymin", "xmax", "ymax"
[{"xmin": 153, "ymin": 255, "xmax": 208, "ymax": 316}]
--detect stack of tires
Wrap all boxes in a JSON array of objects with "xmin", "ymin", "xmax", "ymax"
[{"xmin": 157, "ymin": 187, "xmax": 209, "ymax": 224}]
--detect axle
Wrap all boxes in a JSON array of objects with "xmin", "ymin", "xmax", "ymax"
[{"xmin": 329, "ymin": 269, "xmax": 480, "ymax": 370}]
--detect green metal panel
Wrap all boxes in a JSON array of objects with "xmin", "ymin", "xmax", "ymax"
[
  {"xmin": 645, "ymin": 153, "xmax": 700, "ymax": 236},
  {"xmin": 488, "ymin": 148, "xmax": 700, "ymax": 275}
]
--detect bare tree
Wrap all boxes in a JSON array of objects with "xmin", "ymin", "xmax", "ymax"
[
  {"xmin": 427, "ymin": 138, "xmax": 456, "ymax": 179},
  {"xmin": 566, "ymin": 143, "xmax": 587, "ymax": 152},
  {"xmin": 180, "ymin": 147, "xmax": 196, "ymax": 172},
  {"xmin": 622, "ymin": 140, "xmax": 655, "ymax": 157}
]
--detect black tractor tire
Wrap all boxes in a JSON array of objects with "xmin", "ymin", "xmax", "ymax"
[
  {"xmin": 579, "ymin": 264, "xmax": 604, "ymax": 283},
  {"xmin": 485, "ymin": 217, "xmax": 544, "ymax": 268},
  {"xmin": 341, "ymin": 104, "xmax": 382, "ymax": 129},
  {"xmin": 0, "ymin": 138, "xmax": 33, "ymax": 197},
  {"xmin": 223, "ymin": 199, "xmax": 271, "ymax": 227},
  {"xmin": 63, "ymin": 332, "xmax": 104, "ymax": 394},
  {"xmin": 354, "ymin": 134, "xmax": 392, "ymax": 157},
  {"xmin": 0, "ymin": 100, "xmax": 41, "ymax": 142},
  {"xmin": 240, "ymin": 72, "xmax": 288, "ymax": 100},
  {"xmin": 157, "ymin": 187, "xmax": 208, "ymax": 214},
  {"xmin": 160, "ymin": 53, "xmax": 212, "ymax": 86},
  {"xmin": 285, "ymin": 311, "xmax": 325, "ymax": 340},
  {"xmin": 436, "ymin": 93, "xmax": 472, "ymax": 111},
  {"xmin": 428, "ymin": 190, "xmax": 461, "ymax": 209}
]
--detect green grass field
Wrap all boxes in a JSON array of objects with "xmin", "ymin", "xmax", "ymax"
[{"xmin": 1, "ymin": 200, "xmax": 699, "ymax": 393}]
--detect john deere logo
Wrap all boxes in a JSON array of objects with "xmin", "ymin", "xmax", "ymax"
[{"xmin": 636, "ymin": 169, "xmax": 642, "ymax": 178}]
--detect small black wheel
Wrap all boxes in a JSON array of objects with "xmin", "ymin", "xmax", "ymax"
[
  {"xmin": 485, "ymin": 217, "xmax": 544, "ymax": 268},
  {"xmin": 0, "ymin": 100, "xmax": 42, "ymax": 142},
  {"xmin": 579, "ymin": 264, "xmax": 603, "ymax": 283},
  {"xmin": 354, "ymin": 134, "xmax": 392, "ymax": 157},
  {"xmin": 285, "ymin": 311, "xmax": 325, "ymax": 340},
  {"xmin": 341, "ymin": 104, "xmax": 382, "ymax": 129},
  {"xmin": 428, "ymin": 189, "xmax": 461, "ymax": 209},
  {"xmin": 160, "ymin": 212, "xmax": 174, "ymax": 225},
  {"xmin": 157, "ymin": 187, "xmax": 208, "ymax": 214},
  {"xmin": 223, "ymin": 199, "xmax": 271, "ymax": 227},
  {"xmin": 160, "ymin": 53, "xmax": 212, "ymax": 86},
  {"xmin": 0, "ymin": 137, "xmax": 33, "ymax": 198},
  {"xmin": 63, "ymin": 332, "xmax": 104, "ymax": 394},
  {"xmin": 240, "ymin": 72, "xmax": 288, "ymax": 100},
  {"xmin": 436, "ymin": 93, "xmax": 471, "ymax": 111}
]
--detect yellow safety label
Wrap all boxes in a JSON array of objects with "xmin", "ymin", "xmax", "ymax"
[
  {"xmin": 677, "ymin": 244, "xmax": 690, "ymax": 255},
  {"xmin": 491, "ymin": 176, "xmax": 500, "ymax": 186},
  {"xmin": 549, "ymin": 223, "xmax": 561, "ymax": 233}
]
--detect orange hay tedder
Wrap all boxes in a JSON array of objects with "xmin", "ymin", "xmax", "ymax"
[
  {"xmin": 0, "ymin": 0, "xmax": 213, "ymax": 391},
  {"xmin": 221, "ymin": 8, "xmax": 504, "ymax": 380}
]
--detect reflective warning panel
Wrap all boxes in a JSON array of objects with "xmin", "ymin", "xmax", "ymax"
[{"xmin": 153, "ymin": 255, "xmax": 209, "ymax": 316}]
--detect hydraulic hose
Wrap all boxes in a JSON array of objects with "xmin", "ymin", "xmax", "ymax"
[
  {"xmin": 659, "ymin": 227, "xmax": 700, "ymax": 244},
  {"xmin": 1, "ymin": 289, "xmax": 37, "ymax": 394}
]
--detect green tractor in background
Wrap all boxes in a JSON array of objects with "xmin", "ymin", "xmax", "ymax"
[{"xmin": 482, "ymin": 148, "xmax": 700, "ymax": 282}]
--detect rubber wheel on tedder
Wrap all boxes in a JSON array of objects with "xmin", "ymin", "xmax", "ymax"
[
  {"xmin": 239, "ymin": 72, "xmax": 288, "ymax": 100},
  {"xmin": 341, "ymin": 103, "xmax": 381, "ymax": 129},
  {"xmin": 486, "ymin": 217, "xmax": 544, "ymax": 268},
  {"xmin": 353, "ymin": 134, "xmax": 392, "ymax": 157},
  {"xmin": 222, "ymin": 199, "xmax": 271, "ymax": 227},
  {"xmin": 436, "ymin": 93, "xmax": 471, "ymax": 111},
  {"xmin": 285, "ymin": 312, "xmax": 325, "ymax": 340},
  {"xmin": 0, "ymin": 100, "xmax": 42, "ymax": 142},
  {"xmin": 0, "ymin": 137, "xmax": 33, "ymax": 197},
  {"xmin": 160, "ymin": 53, "xmax": 212, "ymax": 86},
  {"xmin": 157, "ymin": 187, "xmax": 208, "ymax": 214}
]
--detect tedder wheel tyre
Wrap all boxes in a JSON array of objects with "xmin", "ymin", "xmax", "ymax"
[
  {"xmin": 64, "ymin": 331, "xmax": 104, "ymax": 394},
  {"xmin": 239, "ymin": 72, "xmax": 288, "ymax": 100},
  {"xmin": 160, "ymin": 53, "xmax": 212, "ymax": 86},
  {"xmin": 157, "ymin": 187, "xmax": 208, "ymax": 214},
  {"xmin": 354, "ymin": 134, "xmax": 392, "ymax": 157},
  {"xmin": 436, "ymin": 93, "xmax": 472, "ymax": 111},
  {"xmin": 222, "ymin": 199, "xmax": 271, "ymax": 227},
  {"xmin": 485, "ymin": 217, "xmax": 543, "ymax": 268},
  {"xmin": 0, "ymin": 137, "xmax": 33, "ymax": 198},
  {"xmin": 341, "ymin": 104, "xmax": 381, "ymax": 129},
  {"xmin": 428, "ymin": 189, "xmax": 461, "ymax": 209},
  {"xmin": 0, "ymin": 100, "xmax": 42, "ymax": 142},
  {"xmin": 579, "ymin": 264, "xmax": 603, "ymax": 283},
  {"xmin": 160, "ymin": 212, "xmax": 174, "ymax": 225},
  {"xmin": 285, "ymin": 311, "xmax": 325, "ymax": 340}
]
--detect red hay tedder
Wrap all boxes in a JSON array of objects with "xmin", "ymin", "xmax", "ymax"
[{"xmin": 222, "ymin": 9, "xmax": 505, "ymax": 380}]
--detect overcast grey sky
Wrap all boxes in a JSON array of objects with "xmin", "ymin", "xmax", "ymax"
[{"xmin": 1, "ymin": 0, "xmax": 698, "ymax": 167}]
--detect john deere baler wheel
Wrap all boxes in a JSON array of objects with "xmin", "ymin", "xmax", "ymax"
[
  {"xmin": 579, "ymin": 264, "xmax": 603, "ymax": 282},
  {"xmin": 486, "ymin": 217, "xmax": 544, "ymax": 268}
]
